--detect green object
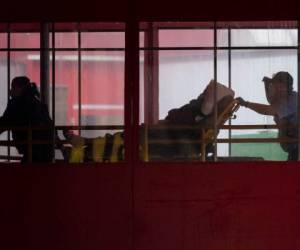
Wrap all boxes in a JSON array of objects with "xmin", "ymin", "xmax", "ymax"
[{"xmin": 232, "ymin": 131, "xmax": 288, "ymax": 161}]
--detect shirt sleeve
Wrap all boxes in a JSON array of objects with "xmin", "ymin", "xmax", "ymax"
[{"xmin": 276, "ymin": 94, "xmax": 297, "ymax": 119}]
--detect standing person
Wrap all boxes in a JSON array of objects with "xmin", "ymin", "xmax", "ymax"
[
  {"xmin": 0, "ymin": 76, "xmax": 54, "ymax": 163},
  {"xmin": 236, "ymin": 71, "xmax": 298, "ymax": 161}
]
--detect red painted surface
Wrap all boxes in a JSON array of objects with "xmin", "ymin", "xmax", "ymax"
[
  {"xmin": 1, "ymin": 162, "xmax": 300, "ymax": 249},
  {"xmin": 1, "ymin": 0, "xmax": 300, "ymax": 249},
  {"xmin": 0, "ymin": 164, "xmax": 132, "ymax": 250}
]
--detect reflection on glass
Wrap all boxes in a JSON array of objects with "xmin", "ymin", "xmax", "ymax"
[
  {"xmin": 231, "ymin": 29, "xmax": 298, "ymax": 47},
  {"xmin": 50, "ymin": 32, "xmax": 78, "ymax": 48},
  {"xmin": 158, "ymin": 50, "xmax": 214, "ymax": 119},
  {"xmin": 10, "ymin": 33, "xmax": 40, "ymax": 48},
  {"xmin": 0, "ymin": 52, "xmax": 7, "ymax": 161},
  {"xmin": 231, "ymin": 49, "xmax": 298, "ymax": 161},
  {"xmin": 0, "ymin": 33, "xmax": 7, "ymax": 48},
  {"xmin": 81, "ymin": 32, "xmax": 125, "ymax": 48},
  {"xmin": 217, "ymin": 29, "xmax": 228, "ymax": 47},
  {"xmin": 139, "ymin": 21, "xmax": 298, "ymax": 162},
  {"xmin": 10, "ymin": 52, "xmax": 40, "ymax": 87},
  {"xmin": 159, "ymin": 29, "xmax": 213, "ymax": 47},
  {"xmin": 53, "ymin": 51, "xmax": 78, "ymax": 126},
  {"xmin": 80, "ymin": 51, "xmax": 125, "ymax": 138}
]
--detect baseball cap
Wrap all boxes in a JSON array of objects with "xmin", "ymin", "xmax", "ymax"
[{"xmin": 262, "ymin": 71, "xmax": 293, "ymax": 86}]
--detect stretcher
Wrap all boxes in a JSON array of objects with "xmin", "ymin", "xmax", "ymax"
[
  {"xmin": 141, "ymin": 96, "xmax": 239, "ymax": 161},
  {"xmin": 60, "ymin": 81, "xmax": 239, "ymax": 162}
]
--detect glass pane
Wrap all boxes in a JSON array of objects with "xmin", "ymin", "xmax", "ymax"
[
  {"xmin": 140, "ymin": 47, "xmax": 219, "ymax": 161},
  {"xmin": 231, "ymin": 29, "xmax": 298, "ymax": 47},
  {"xmin": 0, "ymin": 52, "xmax": 8, "ymax": 162},
  {"xmin": 139, "ymin": 51, "xmax": 145, "ymax": 124},
  {"xmin": 216, "ymin": 50, "xmax": 230, "ymax": 158},
  {"xmin": 139, "ymin": 21, "xmax": 299, "ymax": 163},
  {"xmin": 158, "ymin": 50, "xmax": 214, "ymax": 119},
  {"xmin": 0, "ymin": 33, "xmax": 7, "ymax": 48},
  {"xmin": 217, "ymin": 29, "xmax": 228, "ymax": 47},
  {"xmin": 159, "ymin": 29, "xmax": 214, "ymax": 47},
  {"xmin": 81, "ymin": 32, "xmax": 125, "ymax": 48},
  {"xmin": 10, "ymin": 51, "xmax": 40, "ymax": 86},
  {"xmin": 50, "ymin": 32, "xmax": 78, "ymax": 48},
  {"xmin": 10, "ymin": 32, "xmax": 40, "ymax": 48},
  {"xmin": 53, "ymin": 51, "xmax": 79, "ymax": 126},
  {"xmin": 80, "ymin": 51, "xmax": 125, "ymax": 137},
  {"xmin": 139, "ymin": 31, "xmax": 145, "ymax": 48},
  {"xmin": 51, "ymin": 51, "xmax": 78, "ymax": 162},
  {"xmin": 231, "ymin": 49, "xmax": 298, "ymax": 161}
]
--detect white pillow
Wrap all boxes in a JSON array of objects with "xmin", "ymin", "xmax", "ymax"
[{"xmin": 201, "ymin": 80, "xmax": 235, "ymax": 115}]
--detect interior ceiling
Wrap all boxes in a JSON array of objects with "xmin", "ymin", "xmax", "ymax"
[{"xmin": 1, "ymin": 0, "xmax": 299, "ymax": 22}]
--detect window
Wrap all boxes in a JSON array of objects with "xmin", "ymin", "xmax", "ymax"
[
  {"xmin": 0, "ymin": 21, "xmax": 298, "ymax": 164},
  {"xmin": 0, "ymin": 22, "xmax": 126, "ymax": 163},
  {"xmin": 139, "ymin": 21, "xmax": 299, "ymax": 162}
]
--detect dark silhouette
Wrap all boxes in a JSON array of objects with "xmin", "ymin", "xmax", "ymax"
[
  {"xmin": 0, "ymin": 76, "xmax": 54, "ymax": 163},
  {"xmin": 237, "ymin": 71, "xmax": 298, "ymax": 161}
]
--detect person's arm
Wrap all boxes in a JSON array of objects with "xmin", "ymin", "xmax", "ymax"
[{"xmin": 236, "ymin": 97, "xmax": 277, "ymax": 116}]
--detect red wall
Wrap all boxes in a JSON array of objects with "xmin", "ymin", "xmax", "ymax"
[
  {"xmin": 1, "ymin": 0, "xmax": 300, "ymax": 22},
  {"xmin": 1, "ymin": 161, "xmax": 300, "ymax": 250},
  {"xmin": 1, "ymin": 0, "xmax": 300, "ymax": 249}
]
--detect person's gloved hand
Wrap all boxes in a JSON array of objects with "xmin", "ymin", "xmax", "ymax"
[{"xmin": 236, "ymin": 97, "xmax": 249, "ymax": 107}]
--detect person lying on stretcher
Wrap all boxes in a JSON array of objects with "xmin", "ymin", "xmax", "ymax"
[
  {"xmin": 163, "ymin": 80, "xmax": 235, "ymax": 125},
  {"xmin": 60, "ymin": 80, "xmax": 236, "ymax": 162},
  {"xmin": 147, "ymin": 80, "xmax": 236, "ymax": 160}
]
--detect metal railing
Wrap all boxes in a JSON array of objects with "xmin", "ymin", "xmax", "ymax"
[
  {"xmin": 0, "ymin": 124, "xmax": 297, "ymax": 163},
  {"xmin": 0, "ymin": 125, "xmax": 124, "ymax": 163}
]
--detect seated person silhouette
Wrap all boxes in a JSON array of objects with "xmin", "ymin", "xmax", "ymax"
[{"xmin": 0, "ymin": 76, "xmax": 54, "ymax": 163}]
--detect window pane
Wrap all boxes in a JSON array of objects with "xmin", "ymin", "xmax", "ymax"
[
  {"xmin": 80, "ymin": 51, "xmax": 124, "ymax": 138},
  {"xmin": 159, "ymin": 29, "xmax": 214, "ymax": 47},
  {"xmin": 52, "ymin": 23, "xmax": 126, "ymax": 164},
  {"xmin": 231, "ymin": 49, "xmax": 298, "ymax": 161},
  {"xmin": 50, "ymin": 32, "xmax": 78, "ymax": 48},
  {"xmin": 0, "ymin": 52, "xmax": 8, "ymax": 162},
  {"xmin": 216, "ymin": 50, "xmax": 230, "ymax": 158},
  {"xmin": 231, "ymin": 29, "xmax": 298, "ymax": 47},
  {"xmin": 217, "ymin": 29, "xmax": 228, "ymax": 47},
  {"xmin": 53, "ymin": 51, "xmax": 79, "ymax": 126},
  {"xmin": 0, "ymin": 33, "xmax": 7, "ymax": 48},
  {"xmin": 140, "ymin": 21, "xmax": 299, "ymax": 163},
  {"xmin": 158, "ymin": 50, "xmax": 214, "ymax": 119},
  {"xmin": 140, "ymin": 44, "xmax": 216, "ymax": 161},
  {"xmin": 81, "ymin": 32, "xmax": 125, "ymax": 48},
  {"xmin": 10, "ymin": 32, "xmax": 40, "ymax": 48},
  {"xmin": 10, "ymin": 51, "xmax": 40, "ymax": 86}
]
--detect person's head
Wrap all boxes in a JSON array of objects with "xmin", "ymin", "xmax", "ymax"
[
  {"xmin": 263, "ymin": 71, "xmax": 293, "ymax": 104},
  {"xmin": 10, "ymin": 76, "xmax": 40, "ymax": 99},
  {"xmin": 10, "ymin": 76, "xmax": 31, "ymax": 98}
]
